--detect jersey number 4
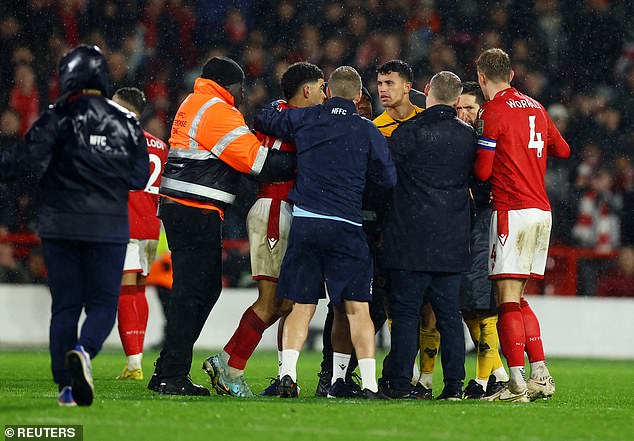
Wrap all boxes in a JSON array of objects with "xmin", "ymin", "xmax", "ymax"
[
  {"xmin": 527, "ymin": 115, "xmax": 544, "ymax": 158},
  {"xmin": 144, "ymin": 153, "xmax": 162, "ymax": 194}
]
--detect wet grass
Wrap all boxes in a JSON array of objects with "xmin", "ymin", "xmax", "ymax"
[{"xmin": 0, "ymin": 349, "xmax": 632, "ymax": 441}]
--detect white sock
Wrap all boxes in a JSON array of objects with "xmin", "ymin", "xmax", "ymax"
[
  {"xmin": 279, "ymin": 349, "xmax": 300, "ymax": 382},
  {"xmin": 358, "ymin": 358, "xmax": 378, "ymax": 392},
  {"xmin": 530, "ymin": 361, "xmax": 549, "ymax": 380},
  {"xmin": 492, "ymin": 366, "xmax": 509, "ymax": 382},
  {"xmin": 228, "ymin": 366, "xmax": 244, "ymax": 378},
  {"xmin": 475, "ymin": 376, "xmax": 488, "ymax": 390},
  {"xmin": 332, "ymin": 352, "xmax": 351, "ymax": 384},
  {"xmin": 277, "ymin": 350, "xmax": 283, "ymax": 378},
  {"xmin": 221, "ymin": 350, "xmax": 244, "ymax": 378},
  {"xmin": 127, "ymin": 353, "xmax": 142, "ymax": 370},
  {"xmin": 412, "ymin": 360, "xmax": 421, "ymax": 385},
  {"xmin": 418, "ymin": 372, "xmax": 433, "ymax": 389},
  {"xmin": 509, "ymin": 366, "xmax": 527, "ymax": 388},
  {"xmin": 221, "ymin": 351, "xmax": 230, "ymax": 364}
]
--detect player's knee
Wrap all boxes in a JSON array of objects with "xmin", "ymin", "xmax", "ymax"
[
  {"xmin": 343, "ymin": 300, "xmax": 370, "ymax": 317},
  {"xmin": 276, "ymin": 299, "xmax": 294, "ymax": 317},
  {"xmin": 251, "ymin": 302, "xmax": 279, "ymax": 323}
]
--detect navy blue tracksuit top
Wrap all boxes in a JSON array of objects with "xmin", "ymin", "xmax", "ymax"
[{"xmin": 254, "ymin": 97, "xmax": 396, "ymax": 223}]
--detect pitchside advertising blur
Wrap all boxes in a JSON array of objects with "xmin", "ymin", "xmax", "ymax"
[{"xmin": 4, "ymin": 426, "xmax": 82, "ymax": 440}]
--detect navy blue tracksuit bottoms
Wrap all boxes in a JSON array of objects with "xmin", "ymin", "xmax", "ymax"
[
  {"xmin": 42, "ymin": 239, "xmax": 126, "ymax": 389},
  {"xmin": 382, "ymin": 270, "xmax": 465, "ymax": 393}
]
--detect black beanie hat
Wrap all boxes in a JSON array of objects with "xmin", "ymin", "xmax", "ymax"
[
  {"xmin": 201, "ymin": 56, "xmax": 245, "ymax": 88},
  {"xmin": 361, "ymin": 86, "xmax": 372, "ymax": 102}
]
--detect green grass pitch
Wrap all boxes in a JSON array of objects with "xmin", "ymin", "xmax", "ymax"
[{"xmin": 1, "ymin": 349, "xmax": 632, "ymax": 441}]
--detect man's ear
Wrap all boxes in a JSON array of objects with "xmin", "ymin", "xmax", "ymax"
[
  {"xmin": 509, "ymin": 69, "xmax": 515, "ymax": 83},
  {"xmin": 404, "ymin": 81, "xmax": 412, "ymax": 94},
  {"xmin": 423, "ymin": 83, "xmax": 430, "ymax": 96},
  {"xmin": 454, "ymin": 95, "xmax": 461, "ymax": 108},
  {"xmin": 352, "ymin": 89, "xmax": 362, "ymax": 104},
  {"xmin": 326, "ymin": 86, "xmax": 333, "ymax": 99},
  {"xmin": 477, "ymin": 72, "xmax": 486, "ymax": 87},
  {"xmin": 303, "ymin": 84, "xmax": 311, "ymax": 99}
]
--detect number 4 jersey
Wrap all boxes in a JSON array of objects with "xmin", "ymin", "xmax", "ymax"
[
  {"xmin": 128, "ymin": 131, "xmax": 169, "ymax": 240},
  {"xmin": 474, "ymin": 87, "xmax": 570, "ymax": 211}
]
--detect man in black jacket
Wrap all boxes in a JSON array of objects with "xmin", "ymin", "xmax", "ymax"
[
  {"xmin": 380, "ymin": 71, "xmax": 476, "ymax": 400},
  {"xmin": 0, "ymin": 45, "xmax": 149, "ymax": 407}
]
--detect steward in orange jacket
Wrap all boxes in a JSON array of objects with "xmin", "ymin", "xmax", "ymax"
[
  {"xmin": 150, "ymin": 57, "xmax": 296, "ymax": 396},
  {"xmin": 160, "ymin": 68, "xmax": 295, "ymax": 215}
]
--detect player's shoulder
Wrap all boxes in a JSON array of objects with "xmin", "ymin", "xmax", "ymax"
[
  {"xmin": 373, "ymin": 110, "xmax": 393, "ymax": 127},
  {"xmin": 455, "ymin": 116, "xmax": 476, "ymax": 134},
  {"xmin": 373, "ymin": 111, "xmax": 398, "ymax": 137},
  {"xmin": 360, "ymin": 115, "xmax": 385, "ymax": 137},
  {"xmin": 107, "ymin": 98, "xmax": 138, "ymax": 120},
  {"xmin": 412, "ymin": 105, "xmax": 425, "ymax": 116},
  {"xmin": 143, "ymin": 130, "xmax": 168, "ymax": 152}
]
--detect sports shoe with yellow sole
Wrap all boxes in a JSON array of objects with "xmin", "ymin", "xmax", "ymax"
[
  {"xmin": 527, "ymin": 375, "xmax": 555, "ymax": 400},
  {"xmin": 117, "ymin": 366, "xmax": 144, "ymax": 380},
  {"xmin": 481, "ymin": 384, "xmax": 530, "ymax": 403}
]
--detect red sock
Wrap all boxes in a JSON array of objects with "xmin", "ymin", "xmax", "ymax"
[
  {"xmin": 118, "ymin": 285, "xmax": 142, "ymax": 356},
  {"xmin": 224, "ymin": 307, "xmax": 272, "ymax": 370},
  {"xmin": 136, "ymin": 285, "xmax": 148, "ymax": 353},
  {"xmin": 497, "ymin": 302, "xmax": 526, "ymax": 367},
  {"xmin": 520, "ymin": 297, "xmax": 545, "ymax": 363}
]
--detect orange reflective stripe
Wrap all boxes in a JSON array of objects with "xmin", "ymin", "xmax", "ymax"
[{"xmin": 161, "ymin": 195, "xmax": 225, "ymax": 220}]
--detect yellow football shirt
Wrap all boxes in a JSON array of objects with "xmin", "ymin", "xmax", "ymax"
[{"xmin": 372, "ymin": 105, "xmax": 424, "ymax": 137}]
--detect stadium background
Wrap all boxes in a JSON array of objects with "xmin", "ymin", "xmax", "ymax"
[
  {"xmin": 0, "ymin": 3, "xmax": 632, "ymax": 440},
  {"xmin": 0, "ymin": 2, "xmax": 633, "ymax": 296}
]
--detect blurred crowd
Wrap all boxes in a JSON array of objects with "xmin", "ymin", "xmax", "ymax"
[{"xmin": 0, "ymin": 0, "xmax": 633, "ymax": 294}]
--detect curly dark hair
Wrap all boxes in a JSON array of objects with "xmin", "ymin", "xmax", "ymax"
[
  {"xmin": 281, "ymin": 62, "xmax": 324, "ymax": 100},
  {"xmin": 377, "ymin": 59, "xmax": 413, "ymax": 83}
]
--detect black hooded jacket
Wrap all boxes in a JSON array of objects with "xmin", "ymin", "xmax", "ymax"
[{"xmin": 0, "ymin": 45, "xmax": 149, "ymax": 243}]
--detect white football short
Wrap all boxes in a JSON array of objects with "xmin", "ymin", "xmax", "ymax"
[
  {"xmin": 246, "ymin": 198, "xmax": 293, "ymax": 281},
  {"xmin": 488, "ymin": 208, "xmax": 552, "ymax": 279},
  {"xmin": 123, "ymin": 238, "xmax": 158, "ymax": 276}
]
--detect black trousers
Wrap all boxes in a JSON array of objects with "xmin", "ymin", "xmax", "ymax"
[
  {"xmin": 158, "ymin": 203, "xmax": 223, "ymax": 378},
  {"xmin": 42, "ymin": 238, "xmax": 126, "ymax": 388},
  {"xmin": 460, "ymin": 208, "xmax": 496, "ymax": 313},
  {"xmin": 382, "ymin": 269, "xmax": 465, "ymax": 393}
]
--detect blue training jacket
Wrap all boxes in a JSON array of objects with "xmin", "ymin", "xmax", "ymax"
[{"xmin": 254, "ymin": 97, "xmax": 396, "ymax": 224}]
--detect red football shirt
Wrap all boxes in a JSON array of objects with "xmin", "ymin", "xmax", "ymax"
[
  {"xmin": 256, "ymin": 102, "xmax": 296, "ymax": 202},
  {"xmin": 473, "ymin": 87, "xmax": 570, "ymax": 211},
  {"xmin": 128, "ymin": 131, "xmax": 169, "ymax": 239}
]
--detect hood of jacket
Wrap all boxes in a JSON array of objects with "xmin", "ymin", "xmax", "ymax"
[
  {"xmin": 193, "ymin": 78, "xmax": 235, "ymax": 106},
  {"xmin": 58, "ymin": 45, "xmax": 110, "ymax": 96}
]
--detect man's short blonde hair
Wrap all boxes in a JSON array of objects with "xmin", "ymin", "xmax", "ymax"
[
  {"xmin": 476, "ymin": 48, "xmax": 512, "ymax": 83},
  {"xmin": 429, "ymin": 71, "xmax": 463, "ymax": 104},
  {"xmin": 328, "ymin": 66, "xmax": 362, "ymax": 100}
]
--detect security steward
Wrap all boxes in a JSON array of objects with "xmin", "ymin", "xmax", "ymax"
[
  {"xmin": 149, "ymin": 57, "xmax": 296, "ymax": 395},
  {"xmin": 380, "ymin": 71, "xmax": 476, "ymax": 400}
]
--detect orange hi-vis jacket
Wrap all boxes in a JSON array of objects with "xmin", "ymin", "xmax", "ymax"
[{"xmin": 160, "ymin": 78, "xmax": 270, "ymax": 216}]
